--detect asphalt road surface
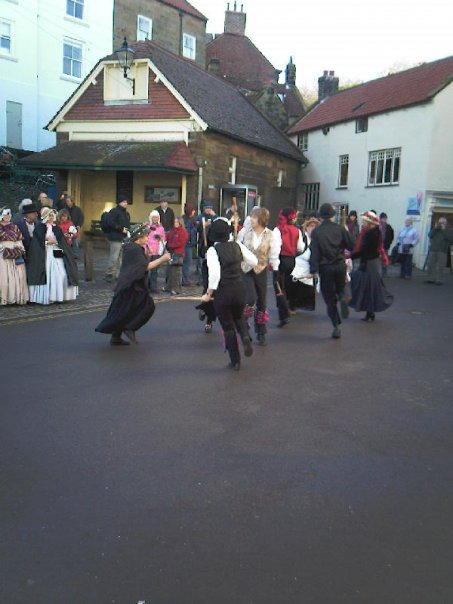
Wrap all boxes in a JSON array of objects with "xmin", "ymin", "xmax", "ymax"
[{"xmin": 1, "ymin": 275, "xmax": 452, "ymax": 603}]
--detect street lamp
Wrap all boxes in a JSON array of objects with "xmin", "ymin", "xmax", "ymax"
[{"xmin": 114, "ymin": 37, "xmax": 135, "ymax": 95}]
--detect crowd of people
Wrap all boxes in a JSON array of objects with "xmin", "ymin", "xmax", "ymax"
[
  {"xmin": 95, "ymin": 196, "xmax": 452, "ymax": 372},
  {"xmin": 0, "ymin": 191, "xmax": 83, "ymax": 306},
  {"xmin": 3, "ymin": 190, "xmax": 451, "ymax": 372}
]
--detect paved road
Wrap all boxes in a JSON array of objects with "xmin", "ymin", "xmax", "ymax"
[{"xmin": 1, "ymin": 272, "xmax": 453, "ymax": 603}]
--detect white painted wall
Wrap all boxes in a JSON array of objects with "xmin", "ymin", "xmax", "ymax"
[
  {"xmin": 0, "ymin": 0, "xmax": 113, "ymax": 151},
  {"xmin": 293, "ymin": 90, "xmax": 453, "ymax": 267}
]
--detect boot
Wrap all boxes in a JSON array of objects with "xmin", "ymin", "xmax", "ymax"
[
  {"xmin": 235, "ymin": 318, "xmax": 253, "ymax": 357},
  {"xmin": 224, "ymin": 330, "xmax": 241, "ymax": 370},
  {"xmin": 110, "ymin": 333, "xmax": 130, "ymax": 346}
]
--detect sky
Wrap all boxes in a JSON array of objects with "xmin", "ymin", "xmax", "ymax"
[{"xmin": 193, "ymin": 0, "xmax": 453, "ymax": 92}]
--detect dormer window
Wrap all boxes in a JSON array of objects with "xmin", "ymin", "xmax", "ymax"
[{"xmin": 103, "ymin": 62, "xmax": 149, "ymax": 104}]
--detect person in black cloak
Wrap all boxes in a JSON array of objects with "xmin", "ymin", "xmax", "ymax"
[
  {"xmin": 95, "ymin": 224, "xmax": 171, "ymax": 345},
  {"xmin": 200, "ymin": 217, "xmax": 258, "ymax": 371}
]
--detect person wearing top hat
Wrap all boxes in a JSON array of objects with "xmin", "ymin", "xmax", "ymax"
[
  {"xmin": 349, "ymin": 211, "xmax": 393, "ymax": 321},
  {"xmin": 201, "ymin": 217, "xmax": 258, "ymax": 370},
  {"xmin": 309, "ymin": 203, "xmax": 353, "ymax": 339},
  {"xmin": 104, "ymin": 194, "xmax": 131, "ymax": 283},
  {"xmin": 14, "ymin": 202, "xmax": 39, "ymax": 253},
  {"xmin": 95, "ymin": 224, "xmax": 171, "ymax": 346}
]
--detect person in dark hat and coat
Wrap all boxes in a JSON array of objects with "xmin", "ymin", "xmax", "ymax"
[
  {"xmin": 14, "ymin": 202, "xmax": 39, "ymax": 254},
  {"xmin": 104, "ymin": 195, "xmax": 131, "ymax": 283},
  {"xmin": 96, "ymin": 224, "xmax": 171, "ymax": 345},
  {"xmin": 201, "ymin": 218, "xmax": 258, "ymax": 370},
  {"xmin": 309, "ymin": 203, "xmax": 353, "ymax": 338}
]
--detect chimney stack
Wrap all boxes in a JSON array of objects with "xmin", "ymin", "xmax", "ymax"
[
  {"xmin": 318, "ymin": 69, "xmax": 339, "ymax": 100},
  {"xmin": 207, "ymin": 57, "xmax": 221, "ymax": 77},
  {"xmin": 285, "ymin": 56, "xmax": 296, "ymax": 87},
  {"xmin": 224, "ymin": 2, "xmax": 246, "ymax": 35}
]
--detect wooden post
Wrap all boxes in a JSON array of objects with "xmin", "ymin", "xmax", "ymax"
[{"xmin": 84, "ymin": 235, "xmax": 94, "ymax": 281}]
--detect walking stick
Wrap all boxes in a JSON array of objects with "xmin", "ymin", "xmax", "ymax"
[
  {"xmin": 232, "ymin": 196, "xmax": 239, "ymax": 241},
  {"xmin": 202, "ymin": 217, "xmax": 207, "ymax": 248}
]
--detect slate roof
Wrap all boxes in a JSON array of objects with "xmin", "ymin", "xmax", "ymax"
[
  {"xmin": 288, "ymin": 55, "xmax": 453, "ymax": 134},
  {"xmin": 129, "ymin": 41, "xmax": 303, "ymax": 161},
  {"xmin": 160, "ymin": 0, "xmax": 207, "ymax": 21},
  {"xmin": 206, "ymin": 33, "xmax": 279, "ymax": 91},
  {"xmin": 20, "ymin": 141, "xmax": 198, "ymax": 173}
]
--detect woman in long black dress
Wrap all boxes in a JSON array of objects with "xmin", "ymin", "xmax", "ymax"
[
  {"xmin": 95, "ymin": 224, "xmax": 171, "ymax": 345},
  {"xmin": 349, "ymin": 211, "xmax": 393, "ymax": 321}
]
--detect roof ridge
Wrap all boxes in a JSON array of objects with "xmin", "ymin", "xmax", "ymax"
[{"xmin": 206, "ymin": 32, "xmax": 279, "ymax": 73}]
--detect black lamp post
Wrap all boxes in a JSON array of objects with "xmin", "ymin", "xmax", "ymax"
[{"xmin": 114, "ymin": 37, "xmax": 135, "ymax": 95}]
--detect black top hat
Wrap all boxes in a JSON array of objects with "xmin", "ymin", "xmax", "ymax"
[{"xmin": 22, "ymin": 203, "xmax": 39, "ymax": 214}]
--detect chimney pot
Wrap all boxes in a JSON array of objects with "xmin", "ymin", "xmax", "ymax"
[{"xmin": 329, "ymin": 70, "xmax": 335, "ymax": 76}]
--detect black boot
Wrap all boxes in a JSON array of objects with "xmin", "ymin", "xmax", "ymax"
[
  {"xmin": 224, "ymin": 330, "xmax": 241, "ymax": 370},
  {"xmin": 361, "ymin": 312, "xmax": 375, "ymax": 322},
  {"xmin": 235, "ymin": 318, "xmax": 253, "ymax": 357}
]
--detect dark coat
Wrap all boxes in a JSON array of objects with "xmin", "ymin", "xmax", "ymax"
[
  {"xmin": 310, "ymin": 220, "xmax": 353, "ymax": 273},
  {"xmin": 26, "ymin": 222, "xmax": 79, "ymax": 286},
  {"xmin": 15, "ymin": 217, "xmax": 34, "ymax": 253},
  {"xmin": 66, "ymin": 204, "xmax": 85, "ymax": 228},
  {"xmin": 107, "ymin": 205, "xmax": 131, "ymax": 241},
  {"xmin": 381, "ymin": 222, "xmax": 394, "ymax": 250},
  {"xmin": 156, "ymin": 206, "xmax": 175, "ymax": 232}
]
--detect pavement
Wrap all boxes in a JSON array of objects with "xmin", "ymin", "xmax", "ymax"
[{"xmin": 1, "ymin": 257, "xmax": 453, "ymax": 603}]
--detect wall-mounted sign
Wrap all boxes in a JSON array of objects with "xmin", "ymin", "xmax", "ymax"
[{"xmin": 144, "ymin": 187, "xmax": 180, "ymax": 204}]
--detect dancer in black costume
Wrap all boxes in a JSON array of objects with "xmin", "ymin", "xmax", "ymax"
[
  {"xmin": 201, "ymin": 218, "xmax": 258, "ymax": 371},
  {"xmin": 95, "ymin": 224, "xmax": 171, "ymax": 345}
]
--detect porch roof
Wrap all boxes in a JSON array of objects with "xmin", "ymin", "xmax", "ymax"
[{"xmin": 20, "ymin": 141, "xmax": 198, "ymax": 173}]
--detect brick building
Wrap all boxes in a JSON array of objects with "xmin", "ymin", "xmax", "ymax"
[
  {"xmin": 22, "ymin": 40, "xmax": 306, "ymax": 229},
  {"xmin": 113, "ymin": 0, "xmax": 207, "ymax": 68}
]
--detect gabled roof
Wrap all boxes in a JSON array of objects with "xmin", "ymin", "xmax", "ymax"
[
  {"xmin": 206, "ymin": 33, "xmax": 279, "ymax": 91},
  {"xmin": 159, "ymin": 0, "xmax": 207, "ymax": 21},
  {"xmin": 20, "ymin": 141, "xmax": 198, "ymax": 173},
  {"xmin": 288, "ymin": 55, "xmax": 453, "ymax": 134},
  {"xmin": 274, "ymin": 84, "xmax": 306, "ymax": 120},
  {"xmin": 49, "ymin": 41, "xmax": 304, "ymax": 162}
]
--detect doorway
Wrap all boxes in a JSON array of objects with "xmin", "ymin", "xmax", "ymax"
[{"xmin": 6, "ymin": 101, "xmax": 23, "ymax": 149}]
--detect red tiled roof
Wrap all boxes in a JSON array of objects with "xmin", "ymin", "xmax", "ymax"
[
  {"xmin": 288, "ymin": 55, "xmax": 453, "ymax": 134},
  {"xmin": 20, "ymin": 141, "xmax": 198, "ymax": 173},
  {"xmin": 206, "ymin": 33, "xmax": 279, "ymax": 91},
  {"xmin": 160, "ymin": 0, "xmax": 207, "ymax": 21}
]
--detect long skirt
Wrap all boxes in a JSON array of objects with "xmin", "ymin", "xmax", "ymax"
[
  {"xmin": 29, "ymin": 245, "xmax": 78, "ymax": 305},
  {"xmin": 0, "ymin": 241, "xmax": 28, "ymax": 305},
  {"xmin": 95, "ymin": 285, "xmax": 155, "ymax": 335},
  {"xmin": 350, "ymin": 258, "xmax": 393, "ymax": 313}
]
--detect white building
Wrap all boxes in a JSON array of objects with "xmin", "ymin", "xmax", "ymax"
[
  {"xmin": 288, "ymin": 56, "xmax": 453, "ymax": 268},
  {"xmin": 0, "ymin": 0, "xmax": 113, "ymax": 152}
]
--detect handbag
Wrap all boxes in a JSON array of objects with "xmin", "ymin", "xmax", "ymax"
[
  {"xmin": 53, "ymin": 248, "xmax": 65, "ymax": 259},
  {"xmin": 3, "ymin": 247, "xmax": 23, "ymax": 260}
]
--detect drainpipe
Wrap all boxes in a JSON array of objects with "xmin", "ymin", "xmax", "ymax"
[
  {"xmin": 196, "ymin": 159, "xmax": 207, "ymax": 214},
  {"xmin": 179, "ymin": 11, "xmax": 183, "ymax": 57}
]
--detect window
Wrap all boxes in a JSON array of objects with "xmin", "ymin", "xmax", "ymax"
[
  {"xmin": 66, "ymin": 0, "xmax": 84, "ymax": 19},
  {"xmin": 228, "ymin": 156, "xmax": 237, "ymax": 185},
  {"xmin": 137, "ymin": 15, "xmax": 152, "ymax": 41},
  {"xmin": 338, "ymin": 154, "xmax": 349, "ymax": 188},
  {"xmin": 302, "ymin": 183, "xmax": 320, "ymax": 211},
  {"xmin": 63, "ymin": 41, "xmax": 82, "ymax": 78},
  {"xmin": 183, "ymin": 33, "xmax": 196, "ymax": 60},
  {"xmin": 117, "ymin": 171, "xmax": 134, "ymax": 204},
  {"xmin": 368, "ymin": 148, "xmax": 401, "ymax": 186},
  {"xmin": 0, "ymin": 21, "xmax": 11, "ymax": 55},
  {"xmin": 297, "ymin": 132, "xmax": 308, "ymax": 151},
  {"xmin": 277, "ymin": 169, "xmax": 284, "ymax": 188},
  {"xmin": 355, "ymin": 117, "xmax": 368, "ymax": 133}
]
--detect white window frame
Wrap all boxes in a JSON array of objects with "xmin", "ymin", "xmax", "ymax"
[
  {"xmin": 277, "ymin": 169, "xmax": 285, "ymax": 188},
  {"xmin": 183, "ymin": 33, "xmax": 196, "ymax": 60},
  {"xmin": 298, "ymin": 132, "xmax": 308, "ymax": 151},
  {"xmin": 63, "ymin": 39, "xmax": 83, "ymax": 79},
  {"xmin": 355, "ymin": 117, "xmax": 368, "ymax": 133},
  {"xmin": 368, "ymin": 148, "xmax": 401, "ymax": 187},
  {"xmin": 303, "ymin": 183, "xmax": 320, "ymax": 212},
  {"xmin": 338, "ymin": 154, "xmax": 349, "ymax": 188},
  {"xmin": 0, "ymin": 19, "xmax": 12, "ymax": 56},
  {"xmin": 137, "ymin": 15, "xmax": 152, "ymax": 41},
  {"xmin": 66, "ymin": 0, "xmax": 84, "ymax": 20},
  {"xmin": 228, "ymin": 156, "xmax": 237, "ymax": 185}
]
